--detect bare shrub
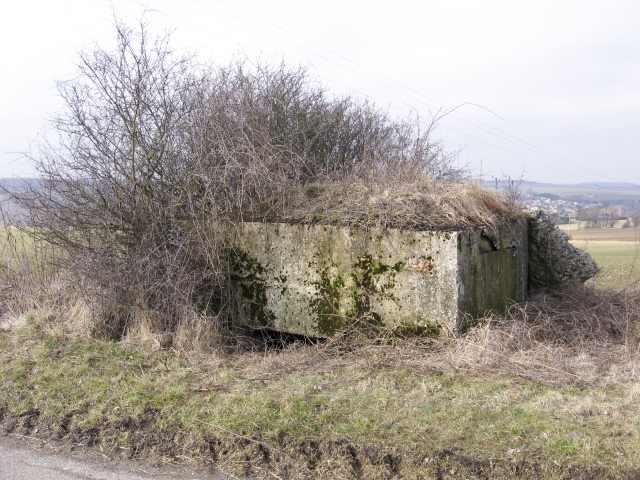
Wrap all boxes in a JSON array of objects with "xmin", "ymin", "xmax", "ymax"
[{"xmin": 5, "ymin": 17, "xmax": 482, "ymax": 345}]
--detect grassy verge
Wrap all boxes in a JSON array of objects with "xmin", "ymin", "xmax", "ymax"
[{"xmin": 2, "ymin": 298, "xmax": 640, "ymax": 479}]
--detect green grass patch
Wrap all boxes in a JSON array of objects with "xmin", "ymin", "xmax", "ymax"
[
  {"xmin": 2, "ymin": 323, "xmax": 640, "ymax": 478},
  {"xmin": 571, "ymin": 240, "xmax": 640, "ymax": 290}
]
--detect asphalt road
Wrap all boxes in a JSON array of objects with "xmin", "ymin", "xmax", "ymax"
[{"xmin": 0, "ymin": 434, "xmax": 238, "ymax": 480}]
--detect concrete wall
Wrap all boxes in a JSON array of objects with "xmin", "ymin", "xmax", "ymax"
[{"xmin": 230, "ymin": 221, "xmax": 528, "ymax": 337}]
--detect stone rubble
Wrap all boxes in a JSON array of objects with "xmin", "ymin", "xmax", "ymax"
[{"xmin": 528, "ymin": 210, "xmax": 600, "ymax": 289}]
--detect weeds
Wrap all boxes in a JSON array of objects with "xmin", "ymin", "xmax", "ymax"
[
  {"xmin": 261, "ymin": 176, "xmax": 523, "ymax": 231},
  {"xmin": 432, "ymin": 286, "xmax": 640, "ymax": 385},
  {"xmin": 2, "ymin": 227, "xmax": 640, "ymax": 478},
  {"xmin": 2, "ymin": 284, "xmax": 640, "ymax": 478}
]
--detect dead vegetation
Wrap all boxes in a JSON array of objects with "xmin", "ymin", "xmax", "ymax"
[
  {"xmin": 2, "ymin": 209, "xmax": 638, "ymax": 382},
  {"xmin": 254, "ymin": 175, "xmax": 523, "ymax": 231},
  {"xmin": 406, "ymin": 286, "xmax": 640, "ymax": 385},
  {"xmin": 3, "ymin": 15, "xmax": 640, "ymax": 479},
  {"xmin": 248, "ymin": 284, "xmax": 640, "ymax": 388},
  {"xmin": 2, "ymin": 17, "xmax": 527, "ymax": 344},
  {"xmin": 2, "ymin": 279, "xmax": 640, "ymax": 479},
  {"xmin": 1, "ymin": 216, "xmax": 639, "ymax": 478}
]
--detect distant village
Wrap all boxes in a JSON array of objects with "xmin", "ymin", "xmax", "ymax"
[
  {"xmin": 519, "ymin": 192, "xmax": 598, "ymax": 219},
  {"xmin": 518, "ymin": 190, "xmax": 640, "ymax": 228}
]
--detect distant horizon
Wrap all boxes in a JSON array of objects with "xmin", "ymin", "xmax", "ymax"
[
  {"xmin": 490, "ymin": 179, "xmax": 640, "ymax": 188},
  {"xmin": 2, "ymin": 1, "xmax": 639, "ymax": 184},
  {"xmin": 3, "ymin": 176, "xmax": 639, "ymax": 189}
]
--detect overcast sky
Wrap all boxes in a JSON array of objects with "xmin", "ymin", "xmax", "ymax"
[{"xmin": 2, "ymin": 0, "xmax": 639, "ymax": 184}]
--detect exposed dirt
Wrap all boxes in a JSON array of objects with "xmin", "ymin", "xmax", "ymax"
[{"xmin": 2, "ymin": 408, "xmax": 638, "ymax": 480}]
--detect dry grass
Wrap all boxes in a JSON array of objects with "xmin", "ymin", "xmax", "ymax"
[
  {"xmin": 3, "ymin": 271, "xmax": 640, "ymax": 477},
  {"xmin": 3, "ymin": 219, "xmax": 637, "ymax": 386},
  {"xmin": 194, "ymin": 284, "xmax": 640, "ymax": 389},
  {"xmin": 3, "ymin": 214, "xmax": 640, "ymax": 478},
  {"xmin": 0, "ymin": 229, "xmax": 86, "ymax": 335},
  {"xmin": 255, "ymin": 176, "xmax": 525, "ymax": 231},
  {"xmin": 431, "ymin": 286, "xmax": 640, "ymax": 385},
  {"xmin": 194, "ymin": 283, "xmax": 636, "ymax": 389}
]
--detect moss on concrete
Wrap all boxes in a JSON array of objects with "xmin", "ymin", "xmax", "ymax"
[
  {"xmin": 229, "ymin": 249, "xmax": 276, "ymax": 327},
  {"xmin": 229, "ymin": 221, "xmax": 528, "ymax": 337},
  {"xmin": 312, "ymin": 269, "xmax": 346, "ymax": 337}
]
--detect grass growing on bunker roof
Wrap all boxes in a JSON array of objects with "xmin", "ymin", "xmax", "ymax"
[{"xmin": 250, "ymin": 175, "xmax": 525, "ymax": 231}]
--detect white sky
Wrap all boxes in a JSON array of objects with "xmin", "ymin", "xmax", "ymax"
[{"xmin": 2, "ymin": 0, "xmax": 639, "ymax": 184}]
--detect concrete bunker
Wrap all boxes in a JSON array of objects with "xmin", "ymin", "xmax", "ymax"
[{"xmin": 230, "ymin": 220, "xmax": 528, "ymax": 337}]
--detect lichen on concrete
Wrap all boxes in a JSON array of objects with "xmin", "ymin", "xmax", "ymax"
[
  {"xmin": 229, "ymin": 221, "xmax": 529, "ymax": 337},
  {"xmin": 229, "ymin": 249, "xmax": 275, "ymax": 328}
]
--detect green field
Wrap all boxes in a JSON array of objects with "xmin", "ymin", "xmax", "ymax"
[
  {"xmin": 570, "ymin": 241, "xmax": 640, "ymax": 290},
  {"xmin": 559, "ymin": 223, "xmax": 640, "ymax": 290}
]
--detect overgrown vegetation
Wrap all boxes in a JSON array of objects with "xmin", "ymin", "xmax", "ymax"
[
  {"xmin": 1, "ymin": 211, "xmax": 639, "ymax": 478},
  {"xmin": 3, "ymin": 15, "xmax": 639, "ymax": 480},
  {"xmin": 3, "ymin": 18, "xmax": 524, "ymax": 342},
  {"xmin": 2, "ymin": 281, "xmax": 640, "ymax": 478}
]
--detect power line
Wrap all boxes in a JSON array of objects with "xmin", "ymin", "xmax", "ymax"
[
  {"xmin": 201, "ymin": 0, "xmax": 618, "ymax": 180},
  {"xmin": 147, "ymin": 0, "xmax": 619, "ymax": 181}
]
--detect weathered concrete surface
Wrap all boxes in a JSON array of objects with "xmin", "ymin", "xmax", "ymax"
[
  {"xmin": 230, "ymin": 221, "xmax": 528, "ymax": 337},
  {"xmin": 457, "ymin": 222, "xmax": 529, "ymax": 327},
  {"xmin": 528, "ymin": 210, "xmax": 599, "ymax": 289}
]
